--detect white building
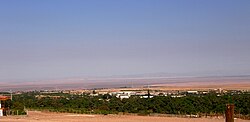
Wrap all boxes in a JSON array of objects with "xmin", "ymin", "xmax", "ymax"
[
  {"xmin": 140, "ymin": 95, "xmax": 154, "ymax": 99},
  {"xmin": 187, "ymin": 91, "xmax": 198, "ymax": 94},
  {"xmin": 119, "ymin": 95, "xmax": 130, "ymax": 99}
]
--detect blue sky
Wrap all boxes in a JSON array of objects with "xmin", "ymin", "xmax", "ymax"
[{"xmin": 0, "ymin": 0, "xmax": 250, "ymax": 81}]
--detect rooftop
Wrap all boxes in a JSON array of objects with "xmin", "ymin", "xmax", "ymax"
[{"xmin": 0, "ymin": 96, "xmax": 11, "ymax": 101}]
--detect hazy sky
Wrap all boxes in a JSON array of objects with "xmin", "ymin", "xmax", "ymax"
[{"xmin": 1, "ymin": 0, "xmax": 250, "ymax": 81}]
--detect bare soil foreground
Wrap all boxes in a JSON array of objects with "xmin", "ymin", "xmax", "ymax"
[{"xmin": 0, "ymin": 111, "xmax": 249, "ymax": 122}]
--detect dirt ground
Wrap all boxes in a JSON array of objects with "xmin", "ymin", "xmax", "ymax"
[{"xmin": 0, "ymin": 111, "xmax": 249, "ymax": 122}]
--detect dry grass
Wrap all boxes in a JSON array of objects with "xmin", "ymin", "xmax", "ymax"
[{"xmin": 0, "ymin": 111, "xmax": 249, "ymax": 122}]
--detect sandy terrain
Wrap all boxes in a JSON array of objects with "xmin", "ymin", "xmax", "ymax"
[
  {"xmin": 1, "ymin": 75, "xmax": 250, "ymax": 92},
  {"xmin": 96, "ymin": 82, "xmax": 250, "ymax": 93},
  {"xmin": 0, "ymin": 111, "xmax": 249, "ymax": 122}
]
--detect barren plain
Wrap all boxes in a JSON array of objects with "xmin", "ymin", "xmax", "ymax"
[{"xmin": 1, "ymin": 111, "xmax": 249, "ymax": 122}]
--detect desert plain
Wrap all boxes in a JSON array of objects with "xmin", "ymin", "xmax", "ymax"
[{"xmin": 0, "ymin": 111, "xmax": 249, "ymax": 122}]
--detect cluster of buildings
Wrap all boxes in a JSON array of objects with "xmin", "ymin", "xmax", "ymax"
[
  {"xmin": 84, "ymin": 88, "xmax": 248, "ymax": 100},
  {"xmin": 30, "ymin": 87, "xmax": 249, "ymax": 100},
  {"xmin": 7, "ymin": 87, "xmax": 249, "ymax": 102},
  {"xmin": 107, "ymin": 90, "xmax": 153, "ymax": 99}
]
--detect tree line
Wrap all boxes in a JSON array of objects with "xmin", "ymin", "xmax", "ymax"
[{"xmin": 7, "ymin": 91, "xmax": 250, "ymax": 117}]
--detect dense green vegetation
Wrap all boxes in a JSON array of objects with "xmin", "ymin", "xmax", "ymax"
[{"xmin": 9, "ymin": 92, "xmax": 250, "ymax": 117}]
